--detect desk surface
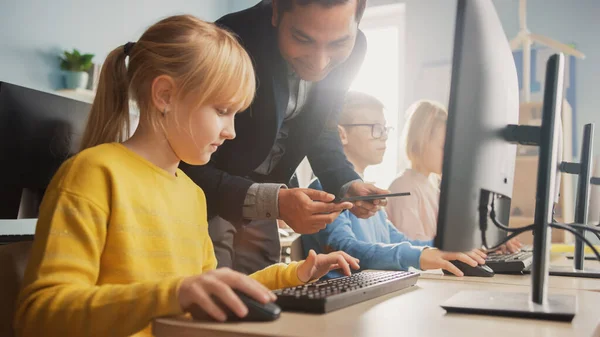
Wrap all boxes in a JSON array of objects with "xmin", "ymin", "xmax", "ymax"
[
  {"xmin": 153, "ymin": 279, "xmax": 600, "ymax": 337},
  {"xmin": 419, "ymin": 255, "xmax": 600, "ymax": 292}
]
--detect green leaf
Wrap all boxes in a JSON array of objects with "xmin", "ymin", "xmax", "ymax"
[
  {"xmin": 60, "ymin": 48, "xmax": 95, "ymax": 72},
  {"xmin": 81, "ymin": 54, "xmax": 94, "ymax": 64},
  {"xmin": 60, "ymin": 59, "xmax": 70, "ymax": 71}
]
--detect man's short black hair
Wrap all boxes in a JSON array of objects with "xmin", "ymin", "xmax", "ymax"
[{"xmin": 274, "ymin": 0, "xmax": 367, "ymax": 23}]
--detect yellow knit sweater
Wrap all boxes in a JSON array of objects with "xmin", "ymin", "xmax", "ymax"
[{"xmin": 14, "ymin": 143, "xmax": 303, "ymax": 337}]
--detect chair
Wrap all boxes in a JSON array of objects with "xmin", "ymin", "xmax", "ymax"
[{"xmin": 0, "ymin": 241, "xmax": 32, "ymax": 337}]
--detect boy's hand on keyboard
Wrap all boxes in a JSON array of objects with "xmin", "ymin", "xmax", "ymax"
[
  {"xmin": 297, "ymin": 250, "xmax": 360, "ymax": 283},
  {"xmin": 177, "ymin": 268, "xmax": 276, "ymax": 322},
  {"xmin": 420, "ymin": 248, "xmax": 487, "ymax": 276},
  {"xmin": 279, "ymin": 188, "xmax": 353, "ymax": 234}
]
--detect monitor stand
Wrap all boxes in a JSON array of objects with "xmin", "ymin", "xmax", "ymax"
[
  {"xmin": 441, "ymin": 291, "xmax": 576, "ymax": 322},
  {"xmin": 566, "ymin": 253, "xmax": 599, "ymax": 261},
  {"xmin": 441, "ymin": 54, "xmax": 577, "ymax": 322}
]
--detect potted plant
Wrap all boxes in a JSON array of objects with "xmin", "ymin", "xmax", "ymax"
[{"xmin": 59, "ymin": 49, "xmax": 95, "ymax": 90}]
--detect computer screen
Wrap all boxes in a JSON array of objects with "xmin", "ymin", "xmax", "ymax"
[{"xmin": 0, "ymin": 82, "xmax": 91, "ymax": 219}]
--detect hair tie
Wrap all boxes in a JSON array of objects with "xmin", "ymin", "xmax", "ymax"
[{"xmin": 123, "ymin": 42, "xmax": 136, "ymax": 56}]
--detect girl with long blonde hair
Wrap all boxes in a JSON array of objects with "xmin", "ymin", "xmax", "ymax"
[
  {"xmin": 14, "ymin": 15, "xmax": 358, "ymax": 337},
  {"xmin": 386, "ymin": 100, "xmax": 448, "ymax": 240}
]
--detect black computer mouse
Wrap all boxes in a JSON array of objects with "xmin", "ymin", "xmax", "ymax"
[
  {"xmin": 189, "ymin": 290, "xmax": 281, "ymax": 322},
  {"xmin": 443, "ymin": 260, "xmax": 495, "ymax": 277}
]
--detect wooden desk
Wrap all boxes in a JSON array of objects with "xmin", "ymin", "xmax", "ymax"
[{"xmin": 153, "ymin": 279, "xmax": 600, "ymax": 337}]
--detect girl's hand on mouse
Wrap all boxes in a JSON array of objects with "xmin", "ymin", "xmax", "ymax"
[
  {"xmin": 297, "ymin": 250, "xmax": 360, "ymax": 283},
  {"xmin": 178, "ymin": 268, "xmax": 276, "ymax": 322},
  {"xmin": 419, "ymin": 248, "xmax": 487, "ymax": 277}
]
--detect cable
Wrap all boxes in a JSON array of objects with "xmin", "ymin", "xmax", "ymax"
[
  {"xmin": 483, "ymin": 222, "xmax": 600, "ymax": 259},
  {"xmin": 490, "ymin": 198, "xmax": 535, "ymax": 233},
  {"xmin": 485, "ymin": 229, "xmax": 533, "ymax": 251},
  {"xmin": 484, "ymin": 195, "xmax": 600, "ymax": 257},
  {"xmin": 558, "ymin": 222, "xmax": 600, "ymax": 243},
  {"xmin": 481, "ymin": 193, "xmax": 535, "ymax": 250},
  {"xmin": 549, "ymin": 223, "xmax": 600, "ymax": 261},
  {"xmin": 565, "ymin": 223, "xmax": 600, "ymax": 235},
  {"xmin": 554, "ymin": 222, "xmax": 600, "ymax": 236}
]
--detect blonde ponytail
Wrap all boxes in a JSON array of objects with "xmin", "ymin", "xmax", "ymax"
[
  {"xmin": 80, "ymin": 45, "xmax": 131, "ymax": 151},
  {"xmin": 80, "ymin": 15, "xmax": 255, "ymax": 152}
]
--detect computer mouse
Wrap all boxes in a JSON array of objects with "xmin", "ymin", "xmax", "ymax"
[
  {"xmin": 443, "ymin": 260, "xmax": 495, "ymax": 277},
  {"xmin": 189, "ymin": 290, "xmax": 281, "ymax": 322}
]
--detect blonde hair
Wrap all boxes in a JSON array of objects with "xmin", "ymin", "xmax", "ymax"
[
  {"xmin": 339, "ymin": 91, "xmax": 384, "ymax": 124},
  {"xmin": 80, "ymin": 15, "xmax": 256, "ymax": 151},
  {"xmin": 404, "ymin": 100, "xmax": 448, "ymax": 167}
]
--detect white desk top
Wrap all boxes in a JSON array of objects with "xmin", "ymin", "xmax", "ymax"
[
  {"xmin": 419, "ymin": 255, "xmax": 600, "ymax": 292},
  {"xmin": 153, "ymin": 279, "xmax": 600, "ymax": 337}
]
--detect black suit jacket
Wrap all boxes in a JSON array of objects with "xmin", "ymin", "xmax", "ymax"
[{"xmin": 180, "ymin": 2, "xmax": 366, "ymax": 224}]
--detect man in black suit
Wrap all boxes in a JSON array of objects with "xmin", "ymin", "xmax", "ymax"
[{"xmin": 181, "ymin": 0, "xmax": 389, "ymax": 274}]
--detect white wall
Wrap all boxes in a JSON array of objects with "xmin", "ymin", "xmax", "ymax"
[
  {"xmin": 228, "ymin": 0, "xmax": 260, "ymax": 13},
  {"xmin": 0, "ymin": 0, "xmax": 229, "ymax": 92}
]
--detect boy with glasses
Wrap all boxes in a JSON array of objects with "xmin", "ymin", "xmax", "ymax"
[{"xmin": 301, "ymin": 92, "xmax": 486, "ymax": 277}]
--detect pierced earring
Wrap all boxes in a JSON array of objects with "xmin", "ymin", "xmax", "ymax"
[{"xmin": 162, "ymin": 107, "xmax": 168, "ymax": 116}]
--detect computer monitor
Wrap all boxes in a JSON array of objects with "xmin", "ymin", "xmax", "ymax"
[
  {"xmin": 548, "ymin": 123, "xmax": 600, "ymax": 277},
  {"xmin": 573, "ymin": 124, "xmax": 594, "ymax": 269},
  {"xmin": 434, "ymin": 0, "xmax": 575, "ymax": 321},
  {"xmin": 0, "ymin": 82, "xmax": 91, "ymax": 219},
  {"xmin": 434, "ymin": 0, "xmax": 519, "ymax": 253}
]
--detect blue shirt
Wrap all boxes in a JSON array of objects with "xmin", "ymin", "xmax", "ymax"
[{"xmin": 302, "ymin": 179, "xmax": 432, "ymax": 277}]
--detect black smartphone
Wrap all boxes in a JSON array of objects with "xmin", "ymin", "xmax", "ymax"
[{"xmin": 335, "ymin": 192, "xmax": 410, "ymax": 203}]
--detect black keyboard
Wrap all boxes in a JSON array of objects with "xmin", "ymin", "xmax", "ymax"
[
  {"xmin": 0, "ymin": 234, "xmax": 34, "ymax": 244},
  {"xmin": 272, "ymin": 270, "xmax": 419, "ymax": 314},
  {"xmin": 485, "ymin": 251, "xmax": 533, "ymax": 274}
]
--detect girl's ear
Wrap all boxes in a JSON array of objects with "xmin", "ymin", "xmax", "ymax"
[
  {"xmin": 338, "ymin": 125, "xmax": 349, "ymax": 145},
  {"xmin": 151, "ymin": 75, "xmax": 175, "ymax": 113}
]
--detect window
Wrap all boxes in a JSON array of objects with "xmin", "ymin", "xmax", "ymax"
[{"xmin": 350, "ymin": 4, "xmax": 406, "ymax": 188}]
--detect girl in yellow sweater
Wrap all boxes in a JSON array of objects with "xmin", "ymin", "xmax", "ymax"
[{"xmin": 14, "ymin": 15, "xmax": 359, "ymax": 337}]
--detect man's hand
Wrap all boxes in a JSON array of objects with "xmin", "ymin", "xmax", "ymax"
[
  {"xmin": 278, "ymin": 188, "xmax": 353, "ymax": 234},
  {"xmin": 345, "ymin": 181, "xmax": 390, "ymax": 219}
]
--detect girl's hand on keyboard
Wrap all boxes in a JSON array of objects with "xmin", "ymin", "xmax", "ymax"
[
  {"xmin": 177, "ymin": 268, "xmax": 276, "ymax": 322},
  {"xmin": 297, "ymin": 250, "xmax": 360, "ymax": 283},
  {"xmin": 420, "ymin": 248, "xmax": 487, "ymax": 276}
]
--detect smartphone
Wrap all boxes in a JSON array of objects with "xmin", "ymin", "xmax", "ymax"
[{"xmin": 335, "ymin": 192, "xmax": 410, "ymax": 203}]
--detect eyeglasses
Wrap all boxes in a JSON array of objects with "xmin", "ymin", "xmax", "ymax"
[{"xmin": 340, "ymin": 123, "xmax": 394, "ymax": 139}]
